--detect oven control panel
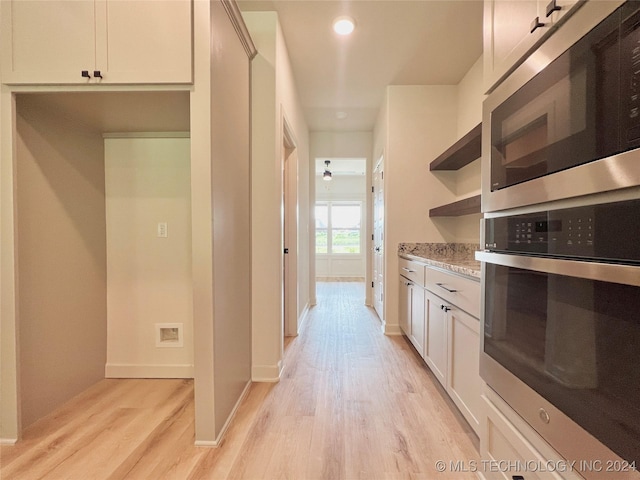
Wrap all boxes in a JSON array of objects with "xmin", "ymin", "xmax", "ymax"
[{"xmin": 484, "ymin": 198, "xmax": 640, "ymax": 263}]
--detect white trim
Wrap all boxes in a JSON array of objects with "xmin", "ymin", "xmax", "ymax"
[
  {"xmin": 105, "ymin": 364, "xmax": 194, "ymax": 378},
  {"xmin": 102, "ymin": 131, "xmax": 190, "ymax": 139},
  {"xmin": 383, "ymin": 323, "xmax": 403, "ymax": 336},
  {"xmin": 194, "ymin": 440, "xmax": 218, "ymax": 447},
  {"xmin": 296, "ymin": 302, "xmax": 310, "ymax": 335},
  {"xmin": 251, "ymin": 361, "xmax": 283, "ymax": 382},
  {"xmin": 0, "ymin": 438, "xmax": 17, "ymax": 445},
  {"xmin": 209, "ymin": 380, "xmax": 252, "ymax": 447}
]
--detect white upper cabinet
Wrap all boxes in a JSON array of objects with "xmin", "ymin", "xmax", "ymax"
[
  {"xmin": 483, "ymin": 0, "xmax": 580, "ymax": 93},
  {"xmin": 1, "ymin": 0, "xmax": 192, "ymax": 85}
]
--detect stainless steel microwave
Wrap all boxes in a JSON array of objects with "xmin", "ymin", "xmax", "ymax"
[{"xmin": 482, "ymin": 0, "xmax": 640, "ymax": 213}]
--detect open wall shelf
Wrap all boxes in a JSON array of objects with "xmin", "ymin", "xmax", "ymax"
[
  {"xmin": 429, "ymin": 194, "xmax": 481, "ymax": 217},
  {"xmin": 429, "ymin": 123, "xmax": 481, "ymax": 171}
]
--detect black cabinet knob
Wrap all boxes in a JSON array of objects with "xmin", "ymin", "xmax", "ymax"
[
  {"xmin": 546, "ymin": 0, "xmax": 562, "ymax": 17},
  {"xmin": 530, "ymin": 16, "xmax": 545, "ymax": 33},
  {"xmin": 93, "ymin": 70, "xmax": 103, "ymax": 79},
  {"xmin": 81, "ymin": 70, "xmax": 91, "ymax": 79}
]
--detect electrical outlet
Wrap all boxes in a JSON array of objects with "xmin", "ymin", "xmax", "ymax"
[{"xmin": 157, "ymin": 222, "xmax": 168, "ymax": 238}]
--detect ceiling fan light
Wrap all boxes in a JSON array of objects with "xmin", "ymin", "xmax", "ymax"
[{"xmin": 323, "ymin": 170, "xmax": 332, "ymax": 181}]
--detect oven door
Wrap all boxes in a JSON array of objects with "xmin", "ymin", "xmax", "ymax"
[{"xmin": 477, "ymin": 251, "xmax": 640, "ymax": 477}]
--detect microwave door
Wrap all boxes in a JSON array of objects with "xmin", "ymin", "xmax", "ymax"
[{"xmin": 489, "ymin": 7, "xmax": 621, "ymax": 192}]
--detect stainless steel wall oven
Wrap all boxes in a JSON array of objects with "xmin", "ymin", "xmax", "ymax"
[
  {"xmin": 478, "ymin": 199, "xmax": 640, "ymax": 477},
  {"xmin": 480, "ymin": 2, "xmax": 640, "ymax": 478}
]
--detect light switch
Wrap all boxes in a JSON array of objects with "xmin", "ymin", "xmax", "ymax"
[{"xmin": 157, "ymin": 222, "xmax": 168, "ymax": 238}]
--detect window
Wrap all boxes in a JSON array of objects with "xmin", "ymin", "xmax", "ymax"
[{"xmin": 315, "ymin": 202, "xmax": 361, "ymax": 254}]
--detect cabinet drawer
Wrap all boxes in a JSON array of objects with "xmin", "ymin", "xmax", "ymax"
[
  {"xmin": 481, "ymin": 390, "xmax": 586, "ymax": 480},
  {"xmin": 426, "ymin": 267, "xmax": 480, "ymax": 318},
  {"xmin": 398, "ymin": 257, "xmax": 425, "ymax": 287}
]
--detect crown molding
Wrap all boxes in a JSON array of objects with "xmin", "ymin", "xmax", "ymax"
[{"xmin": 221, "ymin": 0, "xmax": 258, "ymax": 60}]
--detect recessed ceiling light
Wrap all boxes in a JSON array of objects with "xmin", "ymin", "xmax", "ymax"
[
  {"xmin": 336, "ymin": 111, "xmax": 348, "ymax": 119},
  {"xmin": 333, "ymin": 16, "xmax": 355, "ymax": 36}
]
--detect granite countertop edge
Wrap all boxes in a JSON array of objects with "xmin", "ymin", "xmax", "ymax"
[{"xmin": 397, "ymin": 243, "xmax": 481, "ymax": 280}]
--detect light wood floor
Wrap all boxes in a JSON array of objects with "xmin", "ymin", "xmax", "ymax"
[{"xmin": 1, "ymin": 281, "xmax": 479, "ymax": 479}]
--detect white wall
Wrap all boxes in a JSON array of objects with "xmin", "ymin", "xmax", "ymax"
[
  {"xmin": 429, "ymin": 55, "xmax": 484, "ymax": 244},
  {"xmin": 315, "ymin": 174, "xmax": 366, "ymax": 278},
  {"xmin": 244, "ymin": 11, "xmax": 310, "ymax": 382},
  {"xmin": 381, "ymin": 85, "xmax": 458, "ymax": 332},
  {"xmin": 104, "ymin": 136, "xmax": 193, "ymax": 378},
  {"xmin": 14, "ymin": 96, "xmax": 107, "ymax": 431},
  {"xmin": 372, "ymin": 57, "xmax": 486, "ymax": 334}
]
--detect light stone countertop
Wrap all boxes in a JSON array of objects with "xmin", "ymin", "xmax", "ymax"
[{"xmin": 397, "ymin": 243, "xmax": 481, "ymax": 279}]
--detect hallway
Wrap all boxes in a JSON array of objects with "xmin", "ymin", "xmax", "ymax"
[
  {"xmin": 1, "ymin": 281, "xmax": 479, "ymax": 479},
  {"xmin": 215, "ymin": 279, "xmax": 480, "ymax": 479}
]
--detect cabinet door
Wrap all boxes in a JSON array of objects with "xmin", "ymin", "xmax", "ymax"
[
  {"xmin": 409, "ymin": 285, "xmax": 425, "ymax": 357},
  {"xmin": 446, "ymin": 307, "xmax": 481, "ymax": 434},
  {"xmin": 1, "ymin": 0, "xmax": 97, "ymax": 84},
  {"xmin": 424, "ymin": 290, "xmax": 447, "ymax": 387},
  {"xmin": 100, "ymin": 0, "xmax": 192, "ymax": 83},
  {"xmin": 484, "ymin": 0, "xmax": 548, "ymax": 92},
  {"xmin": 399, "ymin": 277, "xmax": 411, "ymax": 337},
  {"xmin": 0, "ymin": 0, "xmax": 192, "ymax": 85}
]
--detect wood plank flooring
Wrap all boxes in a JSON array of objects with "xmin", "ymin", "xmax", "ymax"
[{"xmin": 1, "ymin": 280, "xmax": 479, "ymax": 479}]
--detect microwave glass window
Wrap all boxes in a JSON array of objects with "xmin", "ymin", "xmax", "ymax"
[
  {"xmin": 484, "ymin": 263, "xmax": 640, "ymax": 465},
  {"xmin": 490, "ymin": 7, "xmax": 623, "ymax": 191}
]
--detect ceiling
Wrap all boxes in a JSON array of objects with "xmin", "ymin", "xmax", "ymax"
[{"xmin": 239, "ymin": 0, "xmax": 484, "ymax": 132}]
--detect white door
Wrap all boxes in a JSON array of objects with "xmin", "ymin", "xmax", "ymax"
[
  {"xmin": 372, "ymin": 157, "xmax": 384, "ymax": 321},
  {"xmin": 283, "ymin": 138, "xmax": 298, "ymax": 337}
]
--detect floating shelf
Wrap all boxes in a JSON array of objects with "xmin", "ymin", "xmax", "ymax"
[
  {"xmin": 429, "ymin": 194, "xmax": 481, "ymax": 217},
  {"xmin": 429, "ymin": 123, "xmax": 482, "ymax": 171}
]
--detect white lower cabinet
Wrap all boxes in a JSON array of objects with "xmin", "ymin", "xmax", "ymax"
[
  {"xmin": 480, "ymin": 387, "xmax": 586, "ymax": 480},
  {"xmin": 399, "ymin": 259, "xmax": 426, "ymax": 356},
  {"xmin": 424, "ymin": 289, "xmax": 448, "ymax": 387},
  {"xmin": 399, "ymin": 258, "xmax": 482, "ymax": 435},
  {"xmin": 447, "ymin": 305, "xmax": 482, "ymax": 433}
]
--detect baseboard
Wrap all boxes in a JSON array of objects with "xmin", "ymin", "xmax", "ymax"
[
  {"xmin": 383, "ymin": 323, "xmax": 403, "ymax": 336},
  {"xmin": 0, "ymin": 438, "xmax": 17, "ymax": 445},
  {"xmin": 214, "ymin": 379, "xmax": 251, "ymax": 446},
  {"xmin": 194, "ymin": 440, "xmax": 218, "ymax": 447},
  {"xmin": 105, "ymin": 364, "xmax": 194, "ymax": 378},
  {"xmin": 297, "ymin": 302, "xmax": 310, "ymax": 334},
  {"xmin": 251, "ymin": 361, "xmax": 282, "ymax": 382}
]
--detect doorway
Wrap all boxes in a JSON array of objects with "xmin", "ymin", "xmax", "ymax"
[
  {"xmin": 314, "ymin": 158, "xmax": 367, "ymax": 282},
  {"xmin": 12, "ymin": 91, "xmax": 193, "ymax": 430},
  {"xmin": 372, "ymin": 156, "xmax": 384, "ymax": 321}
]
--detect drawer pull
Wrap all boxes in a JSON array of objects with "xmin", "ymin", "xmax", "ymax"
[
  {"xmin": 401, "ymin": 267, "xmax": 415, "ymax": 273},
  {"xmin": 436, "ymin": 282, "xmax": 457, "ymax": 293},
  {"xmin": 440, "ymin": 304, "xmax": 451, "ymax": 312}
]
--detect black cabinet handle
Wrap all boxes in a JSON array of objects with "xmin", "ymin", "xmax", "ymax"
[
  {"xmin": 93, "ymin": 70, "xmax": 103, "ymax": 79},
  {"xmin": 546, "ymin": 0, "xmax": 561, "ymax": 17},
  {"xmin": 440, "ymin": 305, "xmax": 451, "ymax": 312},
  {"xmin": 530, "ymin": 16, "xmax": 545, "ymax": 33},
  {"xmin": 436, "ymin": 282, "xmax": 457, "ymax": 293},
  {"xmin": 81, "ymin": 70, "xmax": 91, "ymax": 79}
]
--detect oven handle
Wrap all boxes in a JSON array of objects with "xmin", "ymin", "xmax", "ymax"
[{"xmin": 475, "ymin": 251, "xmax": 640, "ymax": 287}]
